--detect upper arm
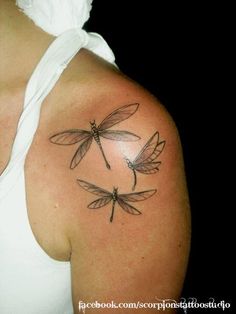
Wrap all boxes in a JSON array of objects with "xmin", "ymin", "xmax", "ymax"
[{"xmin": 65, "ymin": 80, "xmax": 191, "ymax": 313}]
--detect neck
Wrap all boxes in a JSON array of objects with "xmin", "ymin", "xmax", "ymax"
[{"xmin": 0, "ymin": 0, "xmax": 54, "ymax": 86}]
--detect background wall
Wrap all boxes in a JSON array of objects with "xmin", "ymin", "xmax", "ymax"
[{"xmin": 87, "ymin": 0, "xmax": 233, "ymax": 310}]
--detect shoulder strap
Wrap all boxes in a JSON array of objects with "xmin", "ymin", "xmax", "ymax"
[{"xmin": 0, "ymin": 28, "xmax": 115, "ymax": 198}]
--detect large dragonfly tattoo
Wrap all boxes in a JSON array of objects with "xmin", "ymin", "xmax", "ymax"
[
  {"xmin": 49, "ymin": 103, "xmax": 140, "ymax": 170},
  {"xmin": 125, "ymin": 131, "xmax": 165, "ymax": 190},
  {"xmin": 77, "ymin": 179, "xmax": 156, "ymax": 222}
]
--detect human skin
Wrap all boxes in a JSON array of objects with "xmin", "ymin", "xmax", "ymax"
[{"xmin": 0, "ymin": 1, "xmax": 191, "ymax": 313}]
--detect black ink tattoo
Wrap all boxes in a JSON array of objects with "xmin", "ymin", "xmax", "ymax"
[
  {"xmin": 49, "ymin": 103, "xmax": 140, "ymax": 170},
  {"xmin": 77, "ymin": 179, "xmax": 156, "ymax": 222},
  {"xmin": 125, "ymin": 131, "xmax": 165, "ymax": 190}
]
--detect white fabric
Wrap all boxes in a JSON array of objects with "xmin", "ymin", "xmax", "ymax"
[
  {"xmin": 16, "ymin": 0, "xmax": 115, "ymax": 63},
  {"xmin": 0, "ymin": 1, "xmax": 116, "ymax": 313},
  {"xmin": 0, "ymin": 28, "xmax": 115, "ymax": 199},
  {"xmin": 16, "ymin": 0, "xmax": 93, "ymax": 36},
  {"xmin": 0, "ymin": 3, "xmax": 115, "ymax": 199}
]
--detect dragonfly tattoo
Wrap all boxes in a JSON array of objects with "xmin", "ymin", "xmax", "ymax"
[
  {"xmin": 49, "ymin": 103, "xmax": 140, "ymax": 170},
  {"xmin": 125, "ymin": 131, "xmax": 165, "ymax": 190},
  {"xmin": 77, "ymin": 179, "xmax": 157, "ymax": 222}
]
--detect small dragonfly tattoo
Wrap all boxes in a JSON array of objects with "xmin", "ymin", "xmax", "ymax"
[
  {"xmin": 49, "ymin": 103, "xmax": 140, "ymax": 170},
  {"xmin": 77, "ymin": 179, "xmax": 157, "ymax": 222},
  {"xmin": 125, "ymin": 131, "xmax": 165, "ymax": 190}
]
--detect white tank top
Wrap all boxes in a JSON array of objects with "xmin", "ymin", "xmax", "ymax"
[{"xmin": 0, "ymin": 4, "xmax": 115, "ymax": 313}]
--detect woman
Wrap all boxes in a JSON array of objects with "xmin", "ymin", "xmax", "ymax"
[{"xmin": 0, "ymin": 0, "xmax": 190, "ymax": 313}]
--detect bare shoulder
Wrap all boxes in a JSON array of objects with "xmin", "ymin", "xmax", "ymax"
[{"xmin": 46, "ymin": 52, "xmax": 191, "ymax": 312}]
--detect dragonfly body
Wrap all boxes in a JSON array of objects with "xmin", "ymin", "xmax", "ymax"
[
  {"xmin": 110, "ymin": 187, "xmax": 118, "ymax": 222},
  {"xmin": 125, "ymin": 157, "xmax": 137, "ymax": 190},
  {"xmin": 126, "ymin": 158, "xmax": 134, "ymax": 170},
  {"xmin": 90, "ymin": 121, "xmax": 100, "ymax": 141},
  {"xmin": 90, "ymin": 121, "xmax": 111, "ymax": 169}
]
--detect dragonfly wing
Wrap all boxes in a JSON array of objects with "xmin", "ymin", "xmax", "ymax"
[
  {"xmin": 119, "ymin": 189, "xmax": 157, "ymax": 202},
  {"xmin": 134, "ymin": 161, "xmax": 161, "ymax": 174},
  {"xmin": 88, "ymin": 196, "xmax": 112, "ymax": 209},
  {"xmin": 133, "ymin": 132, "xmax": 160, "ymax": 164},
  {"xmin": 117, "ymin": 198, "xmax": 142, "ymax": 215},
  {"xmin": 49, "ymin": 129, "xmax": 91, "ymax": 145},
  {"xmin": 99, "ymin": 130, "xmax": 140, "ymax": 141},
  {"xmin": 77, "ymin": 179, "xmax": 111, "ymax": 197},
  {"xmin": 98, "ymin": 103, "xmax": 139, "ymax": 131},
  {"xmin": 70, "ymin": 136, "xmax": 93, "ymax": 169},
  {"xmin": 144, "ymin": 141, "xmax": 166, "ymax": 163}
]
